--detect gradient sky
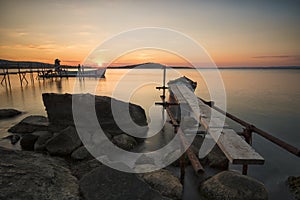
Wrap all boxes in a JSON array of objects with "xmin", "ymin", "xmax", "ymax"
[{"xmin": 0, "ymin": 0, "xmax": 299, "ymax": 67}]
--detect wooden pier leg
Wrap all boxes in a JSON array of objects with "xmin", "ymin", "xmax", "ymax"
[
  {"xmin": 6, "ymin": 68, "xmax": 11, "ymax": 88},
  {"xmin": 18, "ymin": 68, "xmax": 23, "ymax": 87}
]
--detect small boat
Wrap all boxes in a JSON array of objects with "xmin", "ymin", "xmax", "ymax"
[{"xmin": 38, "ymin": 68, "xmax": 106, "ymax": 78}]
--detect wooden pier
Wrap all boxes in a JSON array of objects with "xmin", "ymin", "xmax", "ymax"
[
  {"xmin": 156, "ymin": 74, "xmax": 299, "ymax": 179},
  {"xmin": 0, "ymin": 61, "xmax": 106, "ymax": 88}
]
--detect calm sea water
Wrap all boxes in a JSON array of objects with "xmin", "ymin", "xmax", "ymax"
[{"xmin": 0, "ymin": 68, "xmax": 299, "ymax": 199}]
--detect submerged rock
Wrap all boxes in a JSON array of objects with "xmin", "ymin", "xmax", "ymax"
[
  {"xmin": 46, "ymin": 126, "xmax": 81, "ymax": 156},
  {"xmin": 0, "ymin": 147, "xmax": 79, "ymax": 200},
  {"xmin": 0, "ymin": 108, "xmax": 21, "ymax": 119},
  {"xmin": 79, "ymin": 165, "xmax": 169, "ymax": 200},
  {"xmin": 199, "ymin": 171, "xmax": 268, "ymax": 200},
  {"xmin": 140, "ymin": 169, "xmax": 183, "ymax": 200},
  {"xmin": 8, "ymin": 115, "xmax": 49, "ymax": 133},
  {"xmin": 287, "ymin": 176, "xmax": 300, "ymax": 200}
]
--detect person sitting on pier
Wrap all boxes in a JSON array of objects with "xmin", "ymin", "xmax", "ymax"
[{"xmin": 54, "ymin": 58, "xmax": 61, "ymax": 73}]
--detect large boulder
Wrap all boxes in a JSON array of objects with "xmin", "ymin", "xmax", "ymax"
[
  {"xmin": 79, "ymin": 165, "xmax": 169, "ymax": 200},
  {"xmin": 42, "ymin": 93, "xmax": 148, "ymax": 138},
  {"xmin": 199, "ymin": 171, "xmax": 268, "ymax": 200},
  {"xmin": 46, "ymin": 126, "xmax": 81, "ymax": 156},
  {"xmin": 0, "ymin": 147, "xmax": 79, "ymax": 200},
  {"xmin": 8, "ymin": 115, "xmax": 49, "ymax": 133},
  {"xmin": 287, "ymin": 176, "xmax": 300, "ymax": 200},
  {"xmin": 140, "ymin": 169, "xmax": 183, "ymax": 200},
  {"xmin": 0, "ymin": 109, "xmax": 21, "ymax": 119}
]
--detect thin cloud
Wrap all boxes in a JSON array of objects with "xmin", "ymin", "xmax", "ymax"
[{"xmin": 252, "ymin": 55, "xmax": 298, "ymax": 59}]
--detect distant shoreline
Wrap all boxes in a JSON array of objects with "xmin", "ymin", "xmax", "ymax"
[{"xmin": 1, "ymin": 59, "xmax": 299, "ymax": 70}]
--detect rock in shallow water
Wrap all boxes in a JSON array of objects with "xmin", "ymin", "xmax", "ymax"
[
  {"xmin": 0, "ymin": 147, "xmax": 79, "ymax": 200},
  {"xmin": 0, "ymin": 109, "xmax": 21, "ymax": 119},
  {"xmin": 8, "ymin": 115, "xmax": 49, "ymax": 133},
  {"xmin": 42, "ymin": 93, "xmax": 148, "ymax": 138},
  {"xmin": 199, "ymin": 171, "xmax": 268, "ymax": 200}
]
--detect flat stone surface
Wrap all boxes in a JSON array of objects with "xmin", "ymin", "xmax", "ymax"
[{"xmin": 0, "ymin": 147, "xmax": 79, "ymax": 200}]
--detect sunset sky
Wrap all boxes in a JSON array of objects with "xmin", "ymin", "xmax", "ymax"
[{"xmin": 0, "ymin": 0, "xmax": 299, "ymax": 67}]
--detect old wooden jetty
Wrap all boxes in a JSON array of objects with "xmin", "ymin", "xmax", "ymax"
[
  {"xmin": 156, "ymin": 72, "xmax": 300, "ymax": 181},
  {"xmin": 0, "ymin": 60, "xmax": 106, "ymax": 88}
]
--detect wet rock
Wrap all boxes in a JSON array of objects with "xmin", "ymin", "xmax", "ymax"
[
  {"xmin": 33, "ymin": 131, "xmax": 53, "ymax": 151},
  {"xmin": 42, "ymin": 93, "xmax": 148, "ymax": 139},
  {"xmin": 0, "ymin": 108, "xmax": 22, "ymax": 119},
  {"xmin": 112, "ymin": 134, "xmax": 137, "ymax": 150},
  {"xmin": 8, "ymin": 115, "xmax": 49, "ymax": 133},
  {"xmin": 46, "ymin": 126, "xmax": 81, "ymax": 156},
  {"xmin": 20, "ymin": 134, "xmax": 39, "ymax": 151},
  {"xmin": 140, "ymin": 169, "xmax": 183, "ymax": 200},
  {"xmin": 287, "ymin": 176, "xmax": 300, "ymax": 200},
  {"xmin": 0, "ymin": 147, "xmax": 79, "ymax": 200},
  {"xmin": 199, "ymin": 171, "xmax": 268, "ymax": 200},
  {"xmin": 71, "ymin": 146, "xmax": 93, "ymax": 161},
  {"xmin": 206, "ymin": 145, "xmax": 229, "ymax": 170},
  {"xmin": 79, "ymin": 165, "xmax": 168, "ymax": 200},
  {"xmin": 1, "ymin": 134, "xmax": 20, "ymax": 145}
]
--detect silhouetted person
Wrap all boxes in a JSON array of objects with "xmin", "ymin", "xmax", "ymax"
[{"xmin": 54, "ymin": 58, "xmax": 61, "ymax": 73}]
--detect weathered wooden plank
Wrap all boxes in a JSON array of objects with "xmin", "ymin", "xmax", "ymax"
[{"xmin": 209, "ymin": 128, "xmax": 264, "ymax": 164}]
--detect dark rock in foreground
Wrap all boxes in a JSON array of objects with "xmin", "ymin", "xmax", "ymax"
[
  {"xmin": 8, "ymin": 115, "xmax": 49, "ymax": 133},
  {"xmin": 0, "ymin": 147, "xmax": 79, "ymax": 200},
  {"xmin": 0, "ymin": 109, "xmax": 21, "ymax": 119},
  {"xmin": 199, "ymin": 171, "xmax": 268, "ymax": 200},
  {"xmin": 80, "ymin": 165, "xmax": 169, "ymax": 200},
  {"xmin": 287, "ymin": 176, "xmax": 300, "ymax": 200}
]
